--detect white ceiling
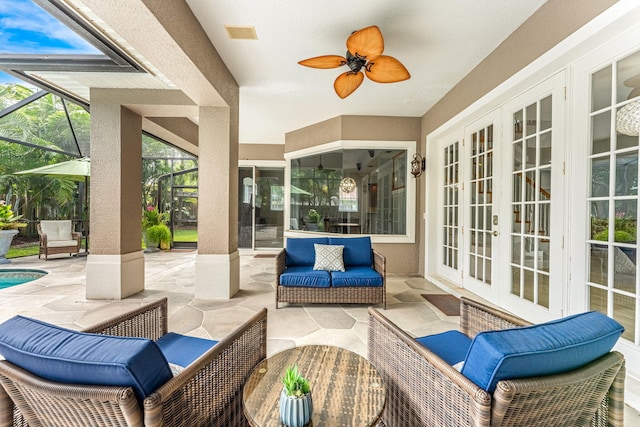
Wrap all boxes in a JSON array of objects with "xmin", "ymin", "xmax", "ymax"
[{"xmin": 185, "ymin": 0, "xmax": 547, "ymax": 144}]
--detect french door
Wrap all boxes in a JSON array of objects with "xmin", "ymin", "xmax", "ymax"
[
  {"xmin": 499, "ymin": 73, "xmax": 565, "ymax": 321},
  {"xmin": 458, "ymin": 74, "xmax": 565, "ymax": 320},
  {"xmin": 462, "ymin": 111, "xmax": 501, "ymax": 302}
]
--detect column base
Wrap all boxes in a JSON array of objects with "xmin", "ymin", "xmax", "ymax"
[
  {"xmin": 85, "ymin": 251, "xmax": 145, "ymax": 299},
  {"xmin": 195, "ymin": 251, "xmax": 240, "ymax": 299}
]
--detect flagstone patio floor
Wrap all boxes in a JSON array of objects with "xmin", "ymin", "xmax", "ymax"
[{"xmin": 0, "ymin": 249, "xmax": 638, "ymax": 425}]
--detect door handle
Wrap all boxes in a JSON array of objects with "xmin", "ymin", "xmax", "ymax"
[{"xmin": 492, "ymin": 230, "xmax": 499, "ymax": 237}]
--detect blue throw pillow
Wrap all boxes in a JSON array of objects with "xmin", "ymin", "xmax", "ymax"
[
  {"xmin": 0, "ymin": 316, "xmax": 173, "ymax": 401},
  {"xmin": 460, "ymin": 311, "xmax": 624, "ymax": 393}
]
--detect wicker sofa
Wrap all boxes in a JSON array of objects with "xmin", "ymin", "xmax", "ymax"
[
  {"xmin": 368, "ymin": 297, "xmax": 626, "ymax": 427},
  {"xmin": 275, "ymin": 236, "xmax": 386, "ymax": 309},
  {"xmin": 0, "ymin": 298, "xmax": 267, "ymax": 427}
]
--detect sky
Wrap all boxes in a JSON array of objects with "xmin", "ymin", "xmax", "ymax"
[{"xmin": 0, "ymin": 0, "xmax": 99, "ymax": 83}]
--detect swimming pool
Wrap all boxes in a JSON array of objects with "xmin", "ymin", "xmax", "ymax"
[{"xmin": 0, "ymin": 269, "xmax": 48, "ymax": 289}]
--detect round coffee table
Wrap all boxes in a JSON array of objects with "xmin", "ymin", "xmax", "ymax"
[{"xmin": 243, "ymin": 345, "xmax": 385, "ymax": 427}]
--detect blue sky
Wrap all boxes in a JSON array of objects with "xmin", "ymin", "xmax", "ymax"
[{"xmin": 0, "ymin": 0, "xmax": 99, "ymax": 83}]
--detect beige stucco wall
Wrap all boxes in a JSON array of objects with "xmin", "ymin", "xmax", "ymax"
[
  {"xmin": 285, "ymin": 115, "xmax": 422, "ymax": 274},
  {"xmin": 239, "ymin": 144, "xmax": 285, "ymax": 161}
]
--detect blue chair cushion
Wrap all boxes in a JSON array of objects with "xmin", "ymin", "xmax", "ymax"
[
  {"xmin": 286, "ymin": 237, "xmax": 329, "ymax": 266},
  {"xmin": 330, "ymin": 266, "xmax": 383, "ymax": 287},
  {"xmin": 0, "ymin": 316, "xmax": 172, "ymax": 401},
  {"xmin": 329, "ymin": 237, "xmax": 372, "ymax": 266},
  {"xmin": 156, "ymin": 332, "xmax": 218, "ymax": 367},
  {"xmin": 460, "ymin": 311, "xmax": 624, "ymax": 393},
  {"xmin": 416, "ymin": 330, "xmax": 472, "ymax": 366},
  {"xmin": 279, "ymin": 266, "xmax": 331, "ymax": 287}
]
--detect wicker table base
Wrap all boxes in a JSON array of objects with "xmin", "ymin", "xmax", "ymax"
[{"xmin": 243, "ymin": 345, "xmax": 385, "ymax": 427}]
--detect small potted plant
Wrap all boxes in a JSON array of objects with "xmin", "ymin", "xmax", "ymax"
[
  {"xmin": 279, "ymin": 364, "xmax": 312, "ymax": 427},
  {"xmin": 0, "ymin": 202, "xmax": 27, "ymax": 264}
]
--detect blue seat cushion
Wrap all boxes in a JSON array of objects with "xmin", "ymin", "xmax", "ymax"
[
  {"xmin": 0, "ymin": 316, "xmax": 172, "ymax": 401},
  {"xmin": 416, "ymin": 330, "xmax": 472, "ymax": 366},
  {"xmin": 156, "ymin": 332, "xmax": 218, "ymax": 367},
  {"xmin": 330, "ymin": 266, "xmax": 383, "ymax": 287},
  {"xmin": 460, "ymin": 311, "xmax": 624, "ymax": 393},
  {"xmin": 328, "ymin": 237, "xmax": 372, "ymax": 266},
  {"xmin": 279, "ymin": 266, "xmax": 331, "ymax": 287},
  {"xmin": 286, "ymin": 237, "xmax": 329, "ymax": 266}
]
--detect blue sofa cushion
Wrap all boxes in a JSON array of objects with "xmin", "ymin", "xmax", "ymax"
[
  {"xmin": 280, "ymin": 266, "xmax": 331, "ymax": 287},
  {"xmin": 329, "ymin": 237, "xmax": 372, "ymax": 266},
  {"xmin": 156, "ymin": 332, "xmax": 218, "ymax": 368},
  {"xmin": 330, "ymin": 266, "xmax": 383, "ymax": 287},
  {"xmin": 460, "ymin": 311, "xmax": 624, "ymax": 393},
  {"xmin": 0, "ymin": 316, "xmax": 172, "ymax": 401},
  {"xmin": 286, "ymin": 237, "xmax": 329, "ymax": 266},
  {"xmin": 416, "ymin": 330, "xmax": 472, "ymax": 366}
]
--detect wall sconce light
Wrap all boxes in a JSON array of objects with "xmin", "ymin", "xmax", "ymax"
[{"xmin": 411, "ymin": 153, "xmax": 426, "ymax": 178}]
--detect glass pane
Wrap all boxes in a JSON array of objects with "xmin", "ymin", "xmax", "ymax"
[
  {"xmin": 290, "ymin": 149, "xmax": 407, "ymax": 235},
  {"xmin": 539, "ymin": 131, "xmax": 552, "ymax": 165},
  {"xmin": 525, "ymin": 171, "xmax": 536, "ymax": 201},
  {"xmin": 513, "ymin": 140, "xmax": 523, "ymax": 171},
  {"xmin": 513, "ymin": 174, "xmax": 522, "ymax": 203},
  {"xmin": 0, "ymin": 0, "xmax": 100, "ymax": 55},
  {"xmin": 512, "ymin": 236, "xmax": 522, "ymax": 264},
  {"xmin": 538, "ymin": 273, "xmax": 549, "ymax": 308},
  {"xmin": 540, "ymin": 95, "xmax": 552, "ymax": 131},
  {"xmin": 525, "ymin": 102, "xmax": 537, "ymax": 136},
  {"xmin": 591, "ymin": 201, "xmax": 609, "ymax": 240},
  {"xmin": 589, "ymin": 286, "xmax": 608, "ymax": 313},
  {"xmin": 539, "ymin": 238, "xmax": 550, "ymax": 273},
  {"xmin": 591, "ymin": 157, "xmax": 610, "ymax": 198},
  {"xmin": 591, "ymin": 112, "xmax": 611, "ymax": 155},
  {"xmin": 615, "ymin": 151, "xmax": 638, "ymax": 196},
  {"xmin": 523, "ymin": 269, "xmax": 534, "ymax": 302},
  {"xmin": 613, "ymin": 293, "xmax": 636, "ymax": 341},
  {"xmin": 613, "ymin": 246, "xmax": 636, "ymax": 292},
  {"xmin": 538, "ymin": 202, "xmax": 550, "ymax": 237},
  {"xmin": 524, "ymin": 237, "xmax": 535, "ymax": 268},
  {"xmin": 590, "ymin": 244, "xmax": 609, "ymax": 285},
  {"xmin": 592, "ymin": 65, "xmax": 612, "ymax": 112},
  {"xmin": 514, "ymin": 109, "xmax": 523, "ymax": 140},
  {"xmin": 511, "ymin": 266, "xmax": 521, "ymax": 296},
  {"xmin": 238, "ymin": 167, "xmax": 254, "ymax": 248},
  {"xmin": 487, "ymin": 125, "xmax": 493, "ymax": 149},
  {"xmin": 616, "ymin": 49, "xmax": 640, "ymax": 104},
  {"xmin": 614, "ymin": 200, "xmax": 637, "ymax": 243},
  {"xmin": 525, "ymin": 137, "xmax": 536, "ymax": 169},
  {"xmin": 255, "ymin": 167, "xmax": 285, "ymax": 249}
]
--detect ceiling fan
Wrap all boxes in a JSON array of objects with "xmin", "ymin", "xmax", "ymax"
[
  {"xmin": 316, "ymin": 155, "xmax": 335, "ymax": 172},
  {"xmin": 298, "ymin": 25, "xmax": 410, "ymax": 99}
]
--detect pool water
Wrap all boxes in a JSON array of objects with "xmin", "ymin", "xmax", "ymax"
[{"xmin": 0, "ymin": 269, "xmax": 48, "ymax": 289}]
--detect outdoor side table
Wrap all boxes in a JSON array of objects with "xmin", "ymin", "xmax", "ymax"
[{"xmin": 243, "ymin": 345, "xmax": 385, "ymax": 427}]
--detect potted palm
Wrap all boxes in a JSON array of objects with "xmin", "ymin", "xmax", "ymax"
[
  {"xmin": 279, "ymin": 365, "xmax": 312, "ymax": 427},
  {"xmin": 0, "ymin": 202, "xmax": 27, "ymax": 264},
  {"xmin": 142, "ymin": 206, "xmax": 171, "ymax": 252}
]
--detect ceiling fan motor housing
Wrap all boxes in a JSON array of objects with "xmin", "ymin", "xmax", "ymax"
[{"xmin": 346, "ymin": 51, "xmax": 367, "ymax": 73}]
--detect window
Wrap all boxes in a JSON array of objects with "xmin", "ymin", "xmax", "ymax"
[{"xmin": 289, "ymin": 148, "xmax": 408, "ymax": 235}]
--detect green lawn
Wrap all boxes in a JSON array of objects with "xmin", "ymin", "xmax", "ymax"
[
  {"xmin": 6, "ymin": 244, "xmax": 39, "ymax": 258},
  {"xmin": 173, "ymin": 229, "xmax": 198, "ymax": 242}
]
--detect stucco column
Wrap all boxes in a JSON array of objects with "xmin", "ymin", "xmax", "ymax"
[
  {"xmin": 86, "ymin": 90, "xmax": 144, "ymax": 299},
  {"xmin": 195, "ymin": 106, "xmax": 240, "ymax": 298}
]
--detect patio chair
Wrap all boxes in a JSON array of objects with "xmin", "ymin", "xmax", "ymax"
[
  {"xmin": 0, "ymin": 297, "xmax": 267, "ymax": 427},
  {"xmin": 37, "ymin": 220, "xmax": 82, "ymax": 260},
  {"xmin": 368, "ymin": 297, "xmax": 626, "ymax": 427}
]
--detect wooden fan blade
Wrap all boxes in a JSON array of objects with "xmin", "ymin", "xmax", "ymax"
[
  {"xmin": 346, "ymin": 25, "xmax": 384, "ymax": 60},
  {"xmin": 334, "ymin": 71, "xmax": 364, "ymax": 98},
  {"xmin": 365, "ymin": 55, "xmax": 411, "ymax": 83},
  {"xmin": 298, "ymin": 55, "xmax": 346, "ymax": 69}
]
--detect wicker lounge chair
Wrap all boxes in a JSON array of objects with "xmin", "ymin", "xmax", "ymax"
[
  {"xmin": 368, "ymin": 297, "xmax": 626, "ymax": 427},
  {"xmin": 0, "ymin": 298, "xmax": 267, "ymax": 427},
  {"xmin": 37, "ymin": 220, "xmax": 82, "ymax": 260}
]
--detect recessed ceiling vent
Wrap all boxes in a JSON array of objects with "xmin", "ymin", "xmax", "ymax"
[{"xmin": 224, "ymin": 25, "xmax": 258, "ymax": 40}]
